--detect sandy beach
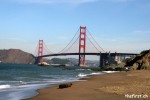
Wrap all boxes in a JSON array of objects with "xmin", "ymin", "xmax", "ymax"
[{"xmin": 26, "ymin": 70, "xmax": 150, "ymax": 100}]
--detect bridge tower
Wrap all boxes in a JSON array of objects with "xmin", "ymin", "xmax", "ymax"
[
  {"xmin": 78, "ymin": 26, "xmax": 86, "ymax": 66},
  {"xmin": 38, "ymin": 40, "xmax": 43, "ymax": 64}
]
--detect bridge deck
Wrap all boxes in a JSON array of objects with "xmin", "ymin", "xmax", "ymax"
[{"xmin": 37, "ymin": 53, "xmax": 137, "ymax": 57}]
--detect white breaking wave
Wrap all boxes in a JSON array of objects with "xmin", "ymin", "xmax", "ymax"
[
  {"xmin": 78, "ymin": 72, "xmax": 103, "ymax": 78},
  {"xmin": 90, "ymin": 72, "xmax": 102, "ymax": 75},
  {"xmin": 78, "ymin": 73, "xmax": 88, "ymax": 77},
  {"xmin": 102, "ymin": 71, "xmax": 119, "ymax": 73},
  {"xmin": 0, "ymin": 85, "xmax": 11, "ymax": 89},
  {"xmin": 76, "ymin": 69, "xmax": 86, "ymax": 71}
]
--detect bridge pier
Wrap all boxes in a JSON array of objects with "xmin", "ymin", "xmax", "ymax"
[
  {"xmin": 115, "ymin": 54, "xmax": 126, "ymax": 64},
  {"xmin": 99, "ymin": 52, "xmax": 118, "ymax": 67},
  {"xmin": 34, "ymin": 57, "xmax": 41, "ymax": 64},
  {"xmin": 99, "ymin": 53, "xmax": 109, "ymax": 67},
  {"xmin": 99, "ymin": 54, "xmax": 104, "ymax": 67},
  {"xmin": 78, "ymin": 55, "xmax": 81, "ymax": 66}
]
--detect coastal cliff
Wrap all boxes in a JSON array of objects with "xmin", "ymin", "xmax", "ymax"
[
  {"xmin": 0, "ymin": 49, "xmax": 35, "ymax": 64},
  {"xmin": 125, "ymin": 50, "xmax": 150, "ymax": 70}
]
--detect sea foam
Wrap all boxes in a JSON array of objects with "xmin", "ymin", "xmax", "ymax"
[{"xmin": 0, "ymin": 85, "xmax": 11, "ymax": 89}]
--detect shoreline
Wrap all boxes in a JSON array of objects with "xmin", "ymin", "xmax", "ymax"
[
  {"xmin": 26, "ymin": 70, "xmax": 150, "ymax": 100},
  {"xmin": 23, "ymin": 72, "xmax": 105, "ymax": 100}
]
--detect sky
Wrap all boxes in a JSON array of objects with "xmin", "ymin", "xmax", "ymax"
[{"xmin": 0, "ymin": 0, "xmax": 150, "ymax": 56}]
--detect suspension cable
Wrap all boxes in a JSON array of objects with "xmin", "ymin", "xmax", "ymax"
[
  {"xmin": 58, "ymin": 28, "xmax": 80, "ymax": 53},
  {"xmin": 86, "ymin": 34, "xmax": 101, "ymax": 52},
  {"xmin": 87, "ymin": 29, "xmax": 105, "ymax": 52},
  {"xmin": 34, "ymin": 43, "xmax": 39, "ymax": 56},
  {"xmin": 61, "ymin": 36, "xmax": 79, "ymax": 53},
  {"xmin": 43, "ymin": 42, "xmax": 53, "ymax": 54}
]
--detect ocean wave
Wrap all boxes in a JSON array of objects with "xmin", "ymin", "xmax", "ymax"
[
  {"xmin": 78, "ymin": 72, "xmax": 104, "ymax": 78},
  {"xmin": 0, "ymin": 85, "xmax": 11, "ymax": 89},
  {"xmin": 76, "ymin": 69, "xmax": 86, "ymax": 71},
  {"xmin": 40, "ymin": 75, "xmax": 53, "ymax": 78},
  {"xmin": 0, "ymin": 64, "xmax": 106, "ymax": 100},
  {"xmin": 90, "ymin": 72, "xmax": 103, "ymax": 75},
  {"xmin": 78, "ymin": 73, "xmax": 88, "ymax": 77},
  {"xmin": 102, "ymin": 71, "xmax": 119, "ymax": 73}
]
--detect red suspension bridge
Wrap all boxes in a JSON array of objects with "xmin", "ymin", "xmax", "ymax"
[{"xmin": 35, "ymin": 26, "xmax": 137, "ymax": 67}]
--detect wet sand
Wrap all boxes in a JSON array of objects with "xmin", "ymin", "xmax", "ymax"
[{"xmin": 26, "ymin": 70, "xmax": 150, "ymax": 100}]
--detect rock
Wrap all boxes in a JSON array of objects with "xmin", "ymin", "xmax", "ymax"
[
  {"xmin": 125, "ymin": 50, "xmax": 150, "ymax": 70},
  {"xmin": 59, "ymin": 83, "xmax": 72, "ymax": 89}
]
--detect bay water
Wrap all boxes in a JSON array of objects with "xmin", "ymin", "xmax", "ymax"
[{"xmin": 0, "ymin": 64, "xmax": 104, "ymax": 100}]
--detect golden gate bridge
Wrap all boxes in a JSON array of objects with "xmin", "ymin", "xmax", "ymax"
[{"xmin": 35, "ymin": 26, "xmax": 137, "ymax": 67}]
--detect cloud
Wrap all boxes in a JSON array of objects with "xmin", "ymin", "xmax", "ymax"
[{"xmin": 12, "ymin": 0, "xmax": 97, "ymax": 5}]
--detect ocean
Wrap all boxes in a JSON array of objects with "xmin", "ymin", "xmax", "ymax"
[{"xmin": 0, "ymin": 64, "xmax": 104, "ymax": 100}]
